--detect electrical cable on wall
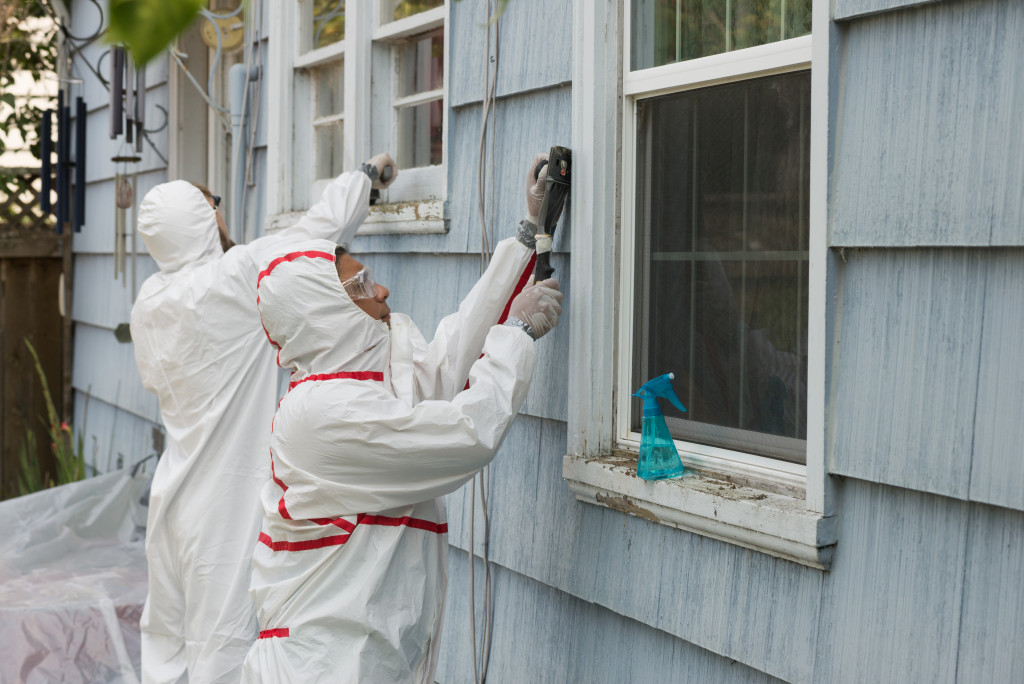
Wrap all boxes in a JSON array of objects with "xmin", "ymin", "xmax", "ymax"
[
  {"xmin": 35, "ymin": 0, "xmax": 169, "ymax": 167},
  {"xmin": 469, "ymin": 1, "xmax": 501, "ymax": 681}
]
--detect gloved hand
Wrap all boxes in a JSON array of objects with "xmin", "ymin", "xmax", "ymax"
[
  {"xmin": 360, "ymin": 153, "xmax": 398, "ymax": 190},
  {"xmin": 505, "ymin": 278, "xmax": 563, "ymax": 340},
  {"xmin": 525, "ymin": 152, "xmax": 549, "ymax": 226},
  {"xmin": 518, "ymin": 152, "xmax": 558, "ymax": 248}
]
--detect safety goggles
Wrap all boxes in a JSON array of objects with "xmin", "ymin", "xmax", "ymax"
[{"xmin": 340, "ymin": 266, "xmax": 378, "ymax": 300}]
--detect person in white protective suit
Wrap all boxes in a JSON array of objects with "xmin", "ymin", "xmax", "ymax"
[
  {"xmin": 241, "ymin": 155, "xmax": 564, "ymax": 683},
  {"xmin": 130, "ymin": 153, "xmax": 398, "ymax": 684}
]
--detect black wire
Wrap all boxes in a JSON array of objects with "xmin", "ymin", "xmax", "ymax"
[{"xmin": 34, "ymin": 0, "xmax": 169, "ymax": 165}]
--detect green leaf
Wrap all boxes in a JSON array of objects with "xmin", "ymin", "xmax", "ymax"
[
  {"xmin": 1, "ymin": 93, "xmax": 14, "ymax": 108},
  {"xmin": 105, "ymin": 0, "xmax": 205, "ymax": 66}
]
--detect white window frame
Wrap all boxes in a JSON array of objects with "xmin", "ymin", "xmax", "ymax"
[
  {"xmin": 263, "ymin": 0, "xmax": 448, "ymax": 236},
  {"xmin": 168, "ymin": 18, "xmax": 242, "ymax": 209},
  {"xmin": 564, "ymin": 0, "xmax": 836, "ymax": 570}
]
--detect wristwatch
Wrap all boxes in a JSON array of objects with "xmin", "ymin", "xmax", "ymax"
[{"xmin": 503, "ymin": 316, "xmax": 536, "ymax": 340}]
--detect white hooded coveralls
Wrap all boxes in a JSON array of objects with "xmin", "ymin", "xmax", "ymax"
[
  {"xmin": 130, "ymin": 172, "xmax": 371, "ymax": 684},
  {"xmin": 242, "ymin": 236, "xmax": 537, "ymax": 683}
]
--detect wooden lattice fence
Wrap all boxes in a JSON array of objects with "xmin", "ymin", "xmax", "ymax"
[
  {"xmin": 0, "ymin": 167, "xmax": 55, "ymax": 235},
  {"xmin": 0, "ymin": 165, "xmax": 69, "ymax": 498}
]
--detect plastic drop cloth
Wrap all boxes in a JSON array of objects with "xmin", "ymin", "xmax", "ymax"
[{"xmin": 0, "ymin": 469, "xmax": 151, "ymax": 684}]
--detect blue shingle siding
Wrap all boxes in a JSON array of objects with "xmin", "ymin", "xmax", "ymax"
[{"xmin": 831, "ymin": 0, "xmax": 1024, "ymax": 246}]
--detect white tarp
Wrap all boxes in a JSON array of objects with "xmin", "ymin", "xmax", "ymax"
[{"xmin": 0, "ymin": 469, "xmax": 151, "ymax": 684}]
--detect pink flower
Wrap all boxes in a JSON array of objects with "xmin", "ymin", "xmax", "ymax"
[{"xmin": 61, "ymin": 422, "xmax": 70, "ymax": 432}]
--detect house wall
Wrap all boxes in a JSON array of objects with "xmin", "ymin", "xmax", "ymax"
[
  {"xmin": 66, "ymin": 0, "xmax": 1024, "ymax": 681},
  {"xmin": 67, "ymin": 0, "xmax": 167, "ymax": 474}
]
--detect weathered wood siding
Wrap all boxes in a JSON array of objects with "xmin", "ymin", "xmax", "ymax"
[
  {"xmin": 68, "ymin": 0, "xmax": 167, "ymax": 472},
  {"xmin": 446, "ymin": 414, "xmax": 825, "ymax": 682},
  {"xmin": 831, "ymin": 0, "xmax": 1024, "ymax": 246},
  {"xmin": 437, "ymin": 551, "xmax": 783, "ymax": 684},
  {"xmin": 833, "ymin": 0, "xmax": 944, "ymax": 21}
]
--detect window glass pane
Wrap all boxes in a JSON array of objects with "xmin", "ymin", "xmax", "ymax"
[
  {"xmin": 315, "ymin": 62, "xmax": 344, "ymax": 118},
  {"xmin": 630, "ymin": 0, "xmax": 812, "ymax": 70},
  {"xmin": 397, "ymin": 29, "xmax": 444, "ymax": 98},
  {"xmin": 310, "ymin": 0, "xmax": 345, "ymax": 51},
  {"xmin": 632, "ymin": 71, "xmax": 810, "ymax": 463},
  {"xmin": 387, "ymin": 0, "xmax": 444, "ymax": 22},
  {"xmin": 396, "ymin": 98, "xmax": 442, "ymax": 167},
  {"xmin": 315, "ymin": 121, "xmax": 344, "ymax": 179}
]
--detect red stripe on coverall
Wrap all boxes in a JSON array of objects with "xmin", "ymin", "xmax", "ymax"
[
  {"xmin": 268, "ymin": 413, "xmax": 293, "ymax": 520},
  {"xmin": 258, "ymin": 531, "xmax": 351, "ymax": 552},
  {"xmin": 257, "ymin": 250, "xmax": 335, "ymax": 287},
  {"xmin": 499, "ymin": 252, "xmax": 538, "ymax": 325},
  {"xmin": 356, "ymin": 513, "xmax": 449, "ymax": 534},
  {"xmin": 257, "ymin": 515, "xmax": 447, "ymax": 552},
  {"xmin": 288, "ymin": 371, "xmax": 384, "ymax": 392},
  {"xmin": 258, "ymin": 628, "xmax": 290, "ymax": 639},
  {"xmin": 464, "ymin": 252, "xmax": 538, "ymax": 390}
]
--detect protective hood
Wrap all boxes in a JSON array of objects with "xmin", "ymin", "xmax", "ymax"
[
  {"xmin": 137, "ymin": 180, "xmax": 222, "ymax": 273},
  {"xmin": 256, "ymin": 238, "xmax": 390, "ymax": 380}
]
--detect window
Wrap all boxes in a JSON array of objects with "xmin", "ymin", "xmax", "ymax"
[
  {"xmin": 620, "ymin": 1, "xmax": 812, "ymax": 469},
  {"xmin": 562, "ymin": 0, "xmax": 834, "ymax": 569},
  {"xmin": 290, "ymin": 0, "xmax": 447, "ymax": 209},
  {"xmin": 393, "ymin": 28, "xmax": 443, "ymax": 168}
]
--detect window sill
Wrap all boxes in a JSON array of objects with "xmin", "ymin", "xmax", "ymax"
[
  {"xmin": 562, "ymin": 450, "xmax": 837, "ymax": 570},
  {"xmin": 360, "ymin": 199, "xmax": 447, "ymax": 235},
  {"xmin": 264, "ymin": 199, "xmax": 447, "ymax": 237}
]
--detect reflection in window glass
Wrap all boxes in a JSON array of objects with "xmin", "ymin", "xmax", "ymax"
[
  {"xmin": 632, "ymin": 71, "xmax": 810, "ymax": 463},
  {"xmin": 398, "ymin": 30, "xmax": 444, "ymax": 98},
  {"xmin": 630, "ymin": 0, "xmax": 812, "ymax": 70},
  {"xmin": 388, "ymin": 0, "xmax": 444, "ymax": 22},
  {"xmin": 315, "ymin": 120, "xmax": 344, "ymax": 179},
  {"xmin": 397, "ymin": 99, "xmax": 442, "ymax": 167},
  {"xmin": 311, "ymin": 0, "xmax": 345, "ymax": 51},
  {"xmin": 315, "ymin": 63, "xmax": 344, "ymax": 118}
]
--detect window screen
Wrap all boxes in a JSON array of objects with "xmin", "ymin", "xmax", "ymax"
[{"xmin": 631, "ymin": 70, "xmax": 810, "ymax": 463}]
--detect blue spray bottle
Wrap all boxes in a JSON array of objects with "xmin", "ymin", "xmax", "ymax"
[{"xmin": 633, "ymin": 373, "xmax": 687, "ymax": 480}]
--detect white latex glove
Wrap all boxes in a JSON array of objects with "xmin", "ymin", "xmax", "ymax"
[
  {"xmin": 506, "ymin": 277, "xmax": 563, "ymax": 340},
  {"xmin": 361, "ymin": 153, "xmax": 399, "ymax": 190},
  {"xmin": 525, "ymin": 152, "xmax": 548, "ymax": 226}
]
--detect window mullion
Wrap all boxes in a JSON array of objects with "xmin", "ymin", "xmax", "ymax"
[
  {"xmin": 392, "ymin": 88, "xmax": 443, "ymax": 110},
  {"xmin": 344, "ymin": 0, "xmax": 372, "ymax": 172}
]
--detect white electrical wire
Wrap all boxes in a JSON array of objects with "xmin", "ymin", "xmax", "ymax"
[{"xmin": 469, "ymin": 2, "xmax": 500, "ymax": 682}]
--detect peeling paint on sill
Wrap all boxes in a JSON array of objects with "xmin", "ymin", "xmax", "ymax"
[
  {"xmin": 595, "ymin": 492, "xmax": 660, "ymax": 523},
  {"xmin": 564, "ymin": 452, "xmax": 837, "ymax": 570}
]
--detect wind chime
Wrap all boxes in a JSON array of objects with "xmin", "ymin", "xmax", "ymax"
[{"xmin": 108, "ymin": 46, "xmax": 144, "ymax": 285}]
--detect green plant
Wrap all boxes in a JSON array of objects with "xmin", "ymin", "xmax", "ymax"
[
  {"xmin": 1, "ymin": 0, "xmax": 58, "ymax": 198},
  {"xmin": 14, "ymin": 338, "xmax": 86, "ymax": 497},
  {"xmin": 106, "ymin": 0, "xmax": 205, "ymax": 66}
]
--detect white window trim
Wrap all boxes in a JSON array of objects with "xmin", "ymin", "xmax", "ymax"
[
  {"xmin": 263, "ymin": 0, "xmax": 448, "ymax": 235},
  {"xmin": 565, "ymin": 0, "xmax": 836, "ymax": 570},
  {"xmin": 373, "ymin": 3, "xmax": 447, "ymax": 205}
]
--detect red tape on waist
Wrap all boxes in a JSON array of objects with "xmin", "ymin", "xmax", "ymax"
[
  {"xmin": 288, "ymin": 371, "xmax": 384, "ymax": 392},
  {"xmin": 258, "ymin": 628, "xmax": 289, "ymax": 639},
  {"xmin": 257, "ymin": 516, "xmax": 447, "ymax": 552}
]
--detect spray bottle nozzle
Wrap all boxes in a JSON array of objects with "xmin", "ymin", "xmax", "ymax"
[{"xmin": 633, "ymin": 372, "xmax": 687, "ymax": 416}]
